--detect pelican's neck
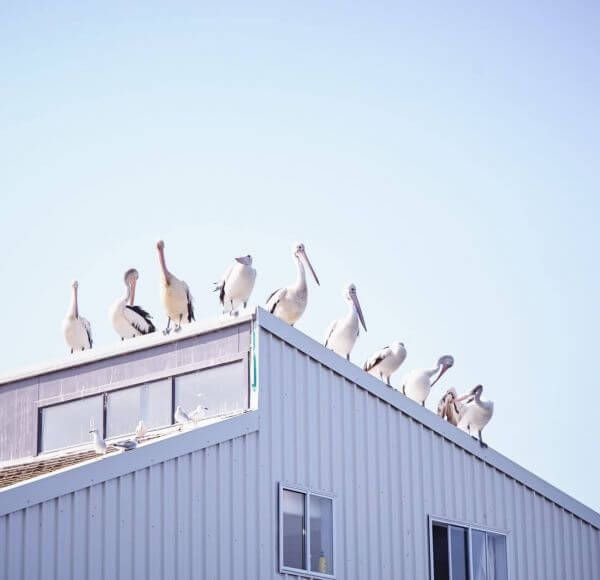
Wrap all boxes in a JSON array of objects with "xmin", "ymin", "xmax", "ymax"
[
  {"xmin": 426, "ymin": 362, "xmax": 440, "ymax": 378},
  {"xmin": 157, "ymin": 248, "xmax": 170, "ymax": 285},
  {"xmin": 293, "ymin": 255, "xmax": 307, "ymax": 293},
  {"xmin": 123, "ymin": 281, "xmax": 132, "ymax": 305},
  {"xmin": 69, "ymin": 286, "xmax": 79, "ymax": 319},
  {"xmin": 345, "ymin": 297, "xmax": 358, "ymax": 321}
]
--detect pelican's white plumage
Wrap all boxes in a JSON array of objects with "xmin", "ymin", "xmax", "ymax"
[
  {"xmin": 156, "ymin": 240, "xmax": 195, "ymax": 334},
  {"xmin": 324, "ymin": 283, "xmax": 367, "ymax": 360},
  {"xmin": 436, "ymin": 387, "xmax": 462, "ymax": 425},
  {"xmin": 110, "ymin": 269, "xmax": 156, "ymax": 340},
  {"xmin": 62, "ymin": 280, "xmax": 92, "ymax": 353},
  {"xmin": 266, "ymin": 242, "xmax": 320, "ymax": 325},
  {"xmin": 402, "ymin": 354, "xmax": 454, "ymax": 406},
  {"xmin": 215, "ymin": 255, "xmax": 256, "ymax": 314},
  {"xmin": 457, "ymin": 385, "xmax": 494, "ymax": 446},
  {"xmin": 363, "ymin": 341, "xmax": 407, "ymax": 385}
]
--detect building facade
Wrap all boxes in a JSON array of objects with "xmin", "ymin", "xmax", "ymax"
[{"xmin": 0, "ymin": 308, "xmax": 598, "ymax": 579}]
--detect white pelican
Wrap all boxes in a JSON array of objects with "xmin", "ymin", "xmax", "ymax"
[
  {"xmin": 110, "ymin": 268, "xmax": 156, "ymax": 340},
  {"xmin": 62, "ymin": 280, "xmax": 93, "ymax": 353},
  {"xmin": 324, "ymin": 283, "xmax": 367, "ymax": 360},
  {"xmin": 89, "ymin": 429, "xmax": 107, "ymax": 455},
  {"xmin": 214, "ymin": 255, "xmax": 257, "ymax": 314},
  {"xmin": 456, "ymin": 385, "xmax": 494, "ymax": 447},
  {"xmin": 156, "ymin": 240, "xmax": 195, "ymax": 334},
  {"xmin": 266, "ymin": 242, "xmax": 320, "ymax": 325},
  {"xmin": 436, "ymin": 387, "xmax": 462, "ymax": 425},
  {"xmin": 363, "ymin": 341, "xmax": 407, "ymax": 386},
  {"xmin": 402, "ymin": 354, "xmax": 454, "ymax": 406}
]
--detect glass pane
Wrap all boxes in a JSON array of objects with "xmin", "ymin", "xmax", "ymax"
[
  {"xmin": 41, "ymin": 396, "xmax": 103, "ymax": 452},
  {"xmin": 487, "ymin": 533, "xmax": 508, "ymax": 580},
  {"xmin": 174, "ymin": 361, "xmax": 248, "ymax": 421},
  {"xmin": 472, "ymin": 529, "xmax": 487, "ymax": 580},
  {"xmin": 282, "ymin": 489, "xmax": 305, "ymax": 570},
  {"xmin": 310, "ymin": 495, "xmax": 334, "ymax": 574},
  {"xmin": 106, "ymin": 379, "xmax": 172, "ymax": 438},
  {"xmin": 450, "ymin": 526, "xmax": 469, "ymax": 580},
  {"xmin": 432, "ymin": 524, "xmax": 450, "ymax": 580}
]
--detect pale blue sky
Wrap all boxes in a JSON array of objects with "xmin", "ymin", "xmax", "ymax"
[{"xmin": 1, "ymin": 2, "xmax": 599, "ymax": 511}]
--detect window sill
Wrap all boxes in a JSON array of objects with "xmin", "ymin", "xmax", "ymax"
[{"xmin": 280, "ymin": 566, "xmax": 335, "ymax": 579}]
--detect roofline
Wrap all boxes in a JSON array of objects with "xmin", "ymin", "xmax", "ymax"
[
  {"xmin": 256, "ymin": 307, "xmax": 600, "ymax": 530},
  {"xmin": 0, "ymin": 410, "xmax": 259, "ymax": 516},
  {"xmin": 0, "ymin": 312, "xmax": 255, "ymax": 387}
]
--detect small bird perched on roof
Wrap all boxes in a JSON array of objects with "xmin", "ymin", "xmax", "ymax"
[
  {"xmin": 214, "ymin": 255, "xmax": 256, "ymax": 315},
  {"xmin": 174, "ymin": 405, "xmax": 192, "ymax": 429},
  {"xmin": 89, "ymin": 428, "xmax": 107, "ymax": 455},
  {"xmin": 63, "ymin": 280, "xmax": 93, "ymax": 353},
  {"xmin": 135, "ymin": 420, "xmax": 147, "ymax": 439},
  {"xmin": 112, "ymin": 439, "xmax": 137, "ymax": 451},
  {"xmin": 363, "ymin": 342, "xmax": 407, "ymax": 386}
]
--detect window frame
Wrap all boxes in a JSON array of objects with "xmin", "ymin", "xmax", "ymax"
[
  {"xmin": 428, "ymin": 515, "xmax": 511, "ymax": 580},
  {"xmin": 36, "ymin": 353, "xmax": 250, "ymax": 455},
  {"xmin": 279, "ymin": 482, "xmax": 337, "ymax": 579}
]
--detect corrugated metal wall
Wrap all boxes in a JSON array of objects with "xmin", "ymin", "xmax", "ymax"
[
  {"xmin": 257, "ymin": 329, "xmax": 600, "ymax": 580},
  {"xmin": 0, "ymin": 430, "xmax": 260, "ymax": 580}
]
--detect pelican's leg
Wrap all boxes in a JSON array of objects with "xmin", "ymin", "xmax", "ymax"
[
  {"xmin": 386, "ymin": 376, "xmax": 391, "ymax": 387},
  {"xmin": 478, "ymin": 431, "xmax": 487, "ymax": 448},
  {"xmin": 163, "ymin": 318, "xmax": 172, "ymax": 335},
  {"xmin": 174, "ymin": 314, "xmax": 183, "ymax": 332},
  {"xmin": 70, "ymin": 348, "xmax": 73, "ymax": 354},
  {"xmin": 121, "ymin": 337, "xmax": 124, "ymax": 342},
  {"xmin": 422, "ymin": 401, "xmax": 425, "ymax": 407},
  {"xmin": 243, "ymin": 301, "xmax": 247, "ymax": 308}
]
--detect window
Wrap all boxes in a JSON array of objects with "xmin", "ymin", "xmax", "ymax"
[
  {"xmin": 106, "ymin": 379, "xmax": 172, "ymax": 438},
  {"xmin": 431, "ymin": 520, "xmax": 508, "ymax": 580},
  {"xmin": 174, "ymin": 361, "xmax": 247, "ymax": 421},
  {"xmin": 40, "ymin": 395, "xmax": 103, "ymax": 452},
  {"xmin": 279, "ymin": 484, "xmax": 335, "ymax": 578}
]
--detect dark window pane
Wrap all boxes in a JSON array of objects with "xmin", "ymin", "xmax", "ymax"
[
  {"xmin": 432, "ymin": 524, "xmax": 450, "ymax": 580},
  {"xmin": 472, "ymin": 529, "xmax": 487, "ymax": 580},
  {"xmin": 282, "ymin": 489, "xmax": 305, "ymax": 570},
  {"xmin": 310, "ymin": 495, "xmax": 334, "ymax": 574},
  {"xmin": 41, "ymin": 396, "xmax": 103, "ymax": 452},
  {"xmin": 106, "ymin": 379, "xmax": 172, "ymax": 438},
  {"xmin": 174, "ymin": 361, "xmax": 247, "ymax": 421},
  {"xmin": 487, "ymin": 533, "xmax": 508, "ymax": 580},
  {"xmin": 450, "ymin": 526, "xmax": 469, "ymax": 580}
]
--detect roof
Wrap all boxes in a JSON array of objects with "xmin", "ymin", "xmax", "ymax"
[{"xmin": 0, "ymin": 312, "xmax": 254, "ymax": 387}]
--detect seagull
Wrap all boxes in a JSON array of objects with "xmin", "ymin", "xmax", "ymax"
[
  {"xmin": 266, "ymin": 242, "xmax": 320, "ymax": 325},
  {"xmin": 190, "ymin": 405, "xmax": 209, "ymax": 421},
  {"xmin": 89, "ymin": 429, "xmax": 107, "ymax": 455},
  {"xmin": 363, "ymin": 342, "xmax": 407, "ymax": 386},
  {"xmin": 110, "ymin": 268, "xmax": 156, "ymax": 340},
  {"xmin": 402, "ymin": 355, "xmax": 454, "ymax": 406},
  {"xmin": 456, "ymin": 385, "xmax": 494, "ymax": 447},
  {"xmin": 112, "ymin": 439, "xmax": 137, "ymax": 451},
  {"xmin": 214, "ymin": 255, "xmax": 257, "ymax": 314},
  {"xmin": 135, "ymin": 420, "xmax": 147, "ymax": 438},
  {"xmin": 324, "ymin": 283, "xmax": 367, "ymax": 361},
  {"xmin": 156, "ymin": 240, "xmax": 195, "ymax": 335},
  {"xmin": 174, "ymin": 405, "xmax": 191, "ymax": 429},
  {"xmin": 62, "ymin": 280, "xmax": 93, "ymax": 353}
]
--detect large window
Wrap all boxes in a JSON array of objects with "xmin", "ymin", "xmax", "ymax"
[
  {"xmin": 106, "ymin": 379, "xmax": 172, "ymax": 438},
  {"xmin": 40, "ymin": 395, "xmax": 103, "ymax": 452},
  {"xmin": 279, "ymin": 484, "xmax": 335, "ymax": 578},
  {"xmin": 174, "ymin": 361, "xmax": 247, "ymax": 421},
  {"xmin": 431, "ymin": 520, "xmax": 508, "ymax": 580}
]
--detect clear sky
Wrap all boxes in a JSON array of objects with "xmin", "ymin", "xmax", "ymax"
[{"xmin": 1, "ymin": 2, "xmax": 599, "ymax": 511}]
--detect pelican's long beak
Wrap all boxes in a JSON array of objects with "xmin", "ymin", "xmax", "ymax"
[
  {"xmin": 351, "ymin": 293, "xmax": 367, "ymax": 331},
  {"xmin": 301, "ymin": 250, "xmax": 320, "ymax": 285},
  {"xmin": 430, "ymin": 364, "xmax": 451, "ymax": 387},
  {"xmin": 456, "ymin": 385, "xmax": 481, "ymax": 403},
  {"xmin": 129, "ymin": 277, "xmax": 137, "ymax": 306},
  {"xmin": 235, "ymin": 256, "xmax": 251, "ymax": 266}
]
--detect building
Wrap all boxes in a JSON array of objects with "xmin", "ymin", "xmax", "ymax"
[{"xmin": 0, "ymin": 308, "xmax": 598, "ymax": 580}]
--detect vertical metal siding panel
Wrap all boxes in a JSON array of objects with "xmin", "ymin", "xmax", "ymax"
[
  {"xmin": 117, "ymin": 473, "xmax": 134, "ymax": 580},
  {"xmin": 387, "ymin": 404, "xmax": 400, "ymax": 579},
  {"xmin": 306, "ymin": 357, "xmax": 319, "ymax": 491},
  {"xmin": 574, "ymin": 516, "xmax": 585, "ymax": 580},
  {"xmin": 521, "ymin": 485, "xmax": 533, "ymax": 579},
  {"xmin": 294, "ymin": 348, "xmax": 306, "ymax": 486},
  {"xmin": 321, "ymin": 369, "xmax": 333, "ymax": 492},
  {"xmin": 450, "ymin": 443, "xmax": 464, "ymax": 520},
  {"xmin": 551, "ymin": 504, "xmax": 563, "ymax": 580},
  {"xmin": 563, "ymin": 510, "xmax": 574, "ymax": 579},
  {"xmin": 429, "ymin": 432, "xmax": 442, "ymax": 517},
  {"xmin": 23, "ymin": 504, "xmax": 40, "ymax": 580},
  {"xmin": 590, "ymin": 527, "xmax": 600, "ymax": 580},
  {"xmin": 41, "ymin": 498, "xmax": 57, "ymax": 580},
  {"xmin": 354, "ymin": 387, "xmax": 369, "ymax": 580},
  {"xmin": 328, "ymin": 372, "xmax": 342, "ymax": 577},
  {"xmin": 175, "ymin": 456, "xmax": 191, "ymax": 580},
  {"xmin": 103, "ymin": 479, "xmax": 118, "ymax": 580},
  {"xmin": 502, "ymin": 475, "xmax": 517, "ymax": 580},
  {"xmin": 0, "ymin": 516, "xmax": 6, "ymax": 580},
  {"xmin": 231, "ymin": 437, "xmax": 243, "ymax": 580},
  {"xmin": 514, "ymin": 483, "xmax": 527, "ymax": 580},
  {"xmin": 133, "ymin": 468, "xmax": 149, "ymax": 580},
  {"xmin": 341, "ymin": 378, "xmax": 355, "ymax": 579},
  {"xmin": 282, "ymin": 343, "xmax": 295, "ymax": 484},
  {"xmin": 365, "ymin": 394, "xmax": 379, "ymax": 580},
  {"xmin": 408, "ymin": 420, "xmax": 426, "ymax": 579},
  {"xmin": 398, "ymin": 413, "xmax": 413, "ymax": 578},
  {"xmin": 419, "ymin": 425, "xmax": 433, "ymax": 575},
  {"xmin": 441, "ymin": 441, "xmax": 453, "ymax": 518},
  {"xmin": 543, "ymin": 499, "xmax": 556, "ymax": 580},
  {"xmin": 377, "ymin": 400, "xmax": 391, "ymax": 579},
  {"xmin": 204, "ymin": 444, "xmax": 217, "ymax": 580},
  {"xmin": 162, "ymin": 460, "xmax": 175, "ymax": 580},
  {"xmin": 190, "ymin": 450, "xmax": 202, "ymax": 580},
  {"xmin": 7, "ymin": 509, "xmax": 24, "ymax": 580},
  {"xmin": 219, "ymin": 441, "xmax": 232, "ymax": 580},
  {"xmin": 245, "ymin": 433, "xmax": 259, "ymax": 580},
  {"xmin": 147, "ymin": 464, "xmax": 162, "ymax": 580},
  {"xmin": 56, "ymin": 493, "xmax": 73, "ymax": 580}
]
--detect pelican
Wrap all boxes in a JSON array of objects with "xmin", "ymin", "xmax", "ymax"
[
  {"xmin": 266, "ymin": 242, "xmax": 320, "ymax": 325},
  {"xmin": 89, "ymin": 429, "xmax": 107, "ymax": 455},
  {"xmin": 62, "ymin": 280, "xmax": 93, "ymax": 353},
  {"xmin": 156, "ymin": 240, "xmax": 195, "ymax": 334},
  {"xmin": 324, "ymin": 283, "xmax": 367, "ymax": 360},
  {"xmin": 456, "ymin": 385, "xmax": 494, "ymax": 447},
  {"xmin": 110, "ymin": 269, "xmax": 156, "ymax": 340},
  {"xmin": 214, "ymin": 255, "xmax": 256, "ymax": 314},
  {"xmin": 402, "ymin": 355, "xmax": 454, "ymax": 406},
  {"xmin": 363, "ymin": 341, "xmax": 407, "ymax": 386},
  {"xmin": 436, "ymin": 387, "xmax": 462, "ymax": 425}
]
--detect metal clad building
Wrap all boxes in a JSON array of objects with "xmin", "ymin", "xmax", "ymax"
[{"xmin": 0, "ymin": 308, "xmax": 598, "ymax": 579}]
